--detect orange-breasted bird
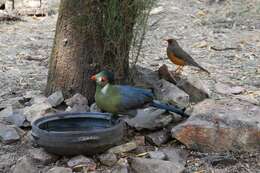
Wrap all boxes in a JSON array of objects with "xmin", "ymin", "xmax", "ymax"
[{"xmin": 165, "ymin": 38, "xmax": 210, "ymax": 74}]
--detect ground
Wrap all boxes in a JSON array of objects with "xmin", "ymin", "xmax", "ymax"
[{"xmin": 0, "ymin": 0, "xmax": 259, "ymax": 172}]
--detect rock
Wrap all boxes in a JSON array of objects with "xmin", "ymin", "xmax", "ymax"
[
  {"xmin": 47, "ymin": 167, "xmax": 72, "ymax": 173},
  {"xmin": 0, "ymin": 106, "xmax": 28, "ymax": 127},
  {"xmin": 24, "ymin": 90, "xmax": 42, "ymax": 99},
  {"xmin": 134, "ymin": 135, "xmax": 145, "ymax": 146},
  {"xmin": 9, "ymin": 97, "xmax": 24, "ymax": 109},
  {"xmin": 154, "ymin": 79, "xmax": 189, "ymax": 109},
  {"xmin": 5, "ymin": 110, "xmax": 27, "ymax": 127},
  {"xmin": 145, "ymin": 130, "xmax": 171, "ymax": 146},
  {"xmin": 29, "ymin": 148, "xmax": 59, "ymax": 165},
  {"xmin": 148, "ymin": 151, "xmax": 166, "ymax": 160},
  {"xmin": 12, "ymin": 156, "xmax": 37, "ymax": 173},
  {"xmin": 125, "ymin": 107, "xmax": 172, "ymax": 130},
  {"xmin": 129, "ymin": 157, "xmax": 185, "ymax": 173},
  {"xmin": 67, "ymin": 155, "xmax": 96, "ymax": 171},
  {"xmin": 98, "ymin": 152, "xmax": 117, "ymax": 166},
  {"xmin": 90, "ymin": 102, "xmax": 101, "ymax": 112},
  {"xmin": 30, "ymin": 95, "xmax": 47, "ymax": 105},
  {"xmin": 177, "ymin": 76, "xmax": 210, "ymax": 103},
  {"xmin": 108, "ymin": 141, "xmax": 137, "ymax": 154},
  {"xmin": 0, "ymin": 124, "xmax": 20, "ymax": 144},
  {"xmin": 132, "ymin": 65, "xmax": 160, "ymax": 89},
  {"xmin": 111, "ymin": 165, "xmax": 128, "ymax": 173},
  {"xmin": 171, "ymin": 99, "xmax": 260, "ymax": 153},
  {"xmin": 215, "ymin": 82, "xmax": 245, "ymax": 95},
  {"xmin": 0, "ymin": 106, "xmax": 13, "ymax": 121},
  {"xmin": 23, "ymin": 101, "xmax": 52, "ymax": 123},
  {"xmin": 160, "ymin": 147, "xmax": 188, "ymax": 165},
  {"xmin": 158, "ymin": 64, "xmax": 209, "ymax": 103},
  {"xmin": 65, "ymin": 93, "xmax": 89, "ymax": 112},
  {"xmin": 47, "ymin": 90, "xmax": 64, "ymax": 107}
]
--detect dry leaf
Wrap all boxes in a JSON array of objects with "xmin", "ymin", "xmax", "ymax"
[
  {"xmin": 196, "ymin": 10, "xmax": 207, "ymax": 17},
  {"xmin": 192, "ymin": 41, "xmax": 208, "ymax": 48}
]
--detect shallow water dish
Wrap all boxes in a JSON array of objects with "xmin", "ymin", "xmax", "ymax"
[{"xmin": 31, "ymin": 112, "xmax": 123, "ymax": 156}]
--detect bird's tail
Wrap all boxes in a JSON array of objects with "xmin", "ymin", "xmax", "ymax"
[{"xmin": 150, "ymin": 100, "xmax": 189, "ymax": 118}]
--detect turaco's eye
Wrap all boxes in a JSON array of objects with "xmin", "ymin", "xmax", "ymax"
[{"xmin": 101, "ymin": 77, "xmax": 107, "ymax": 82}]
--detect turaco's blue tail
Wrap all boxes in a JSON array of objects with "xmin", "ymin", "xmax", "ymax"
[{"xmin": 150, "ymin": 100, "xmax": 190, "ymax": 118}]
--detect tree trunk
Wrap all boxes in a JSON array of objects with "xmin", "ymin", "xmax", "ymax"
[{"xmin": 45, "ymin": 0, "xmax": 135, "ymax": 103}]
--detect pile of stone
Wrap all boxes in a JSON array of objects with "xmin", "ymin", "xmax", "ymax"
[{"xmin": 0, "ymin": 64, "xmax": 259, "ymax": 173}]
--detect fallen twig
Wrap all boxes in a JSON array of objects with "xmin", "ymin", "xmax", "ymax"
[{"xmin": 210, "ymin": 46, "xmax": 240, "ymax": 51}]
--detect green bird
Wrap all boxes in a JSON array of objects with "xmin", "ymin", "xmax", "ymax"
[{"xmin": 90, "ymin": 70, "xmax": 189, "ymax": 118}]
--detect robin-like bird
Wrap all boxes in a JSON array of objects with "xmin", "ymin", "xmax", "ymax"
[{"xmin": 165, "ymin": 38, "xmax": 210, "ymax": 74}]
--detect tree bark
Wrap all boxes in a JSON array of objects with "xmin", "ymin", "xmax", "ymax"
[{"xmin": 45, "ymin": 0, "xmax": 134, "ymax": 103}]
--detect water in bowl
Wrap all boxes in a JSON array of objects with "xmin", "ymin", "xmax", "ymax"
[{"xmin": 39, "ymin": 117, "xmax": 113, "ymax": 132}]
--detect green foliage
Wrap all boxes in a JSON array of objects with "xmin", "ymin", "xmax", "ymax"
[{"xmin": 100, "ymin": 0, "xmax": 156, "ymax": 65}]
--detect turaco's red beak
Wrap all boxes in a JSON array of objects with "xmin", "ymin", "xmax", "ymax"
[{"xmin": 90, "ymin": 75, "xmax": 96, "ymax": 81}]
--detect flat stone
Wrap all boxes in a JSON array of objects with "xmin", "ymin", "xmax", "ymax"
[
  {"xmin": 108, "ymin": 141, "xmax": 137, "ymax": 154},
  {"xmin": 129, "ymin": 157, "xmax": 185, "ymax": 173},
  {"xmin": 154, "ymin": 79, "xmax": 190, "ymax": 109},
  {"xmin": 12, "ymin": 156, "xmax": 37, "ymax": 173},
  {"xmin": 30, "ymin": 95, "xmax": 48, "ymax": 105},
  {"xmin": 98, "ymin": 152, "xmax": 117, "ymax": 166},
  {"xmin": 160, "ymin": 147, "xmax": 188, "ymax": 165},
  {"xmin": 177, "ymin": 76, "xmax": 210, "ymax": 103},
  {"xmin": 111, "ymin": 165, "xmax": 128, "ymax": 173},
  {"xmin": 0, "ymin": 106, "xmax": 13, "ymax": 120},
  {"xmin": 67, "ymin": 155, "xmax": 96, "ymax": 170},
  {"xmin": 0, "ymin": 124, "xmax": 20, "ymax": 144},
  {"xmin": 9, "ymin": 97, "xmax": 25, "ymax": 109},
  {"xmin": 145, "ymin": 130, "xmax": 171, "ymax": 146},
  {"xmin": 47, "ymin": 167, "xmax": 72, "ymax": 173},
  {"xmin": 148, "ymin": 151, "xmax": 166, "ymax": 160},
  {"xmin": 24, "ymin": 90, "xmax": 42, "ymax": 99},
  {"xmin": 5, "ymin": 110, "xmax": 27, "ymax": 127},
  {"xmin": 125, "ymin": 107, "xmax": 172, "ymax": 130},
  {"xmin": 47, "ymin": 90, "xmax": 64, "ymax": 107},
  {"xmin": 65, "ymin": 93, "xmax": 89, "ymax": 112},
  {"xmin": 23, "ymin": 101, "xmax": 52, "ymax": 123},
  {"xmin": 172, "ymin": 98, "xmax": 260, "ymax": 153},
  {"xmin": 132, "ymin": 65, "xmax": 160, "ymax": 89},
  {"xmin": 158, "ymin": 64, "xmax": 209, "ymax": 103},
  {"xmin": 29, "ymin": 148, "xmax": 59, "ymax": 165}
]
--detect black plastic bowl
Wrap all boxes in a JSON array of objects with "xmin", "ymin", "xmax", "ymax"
[{"xmin": 31, "ymin": 112, "xmax": 123, "ymax": 156}]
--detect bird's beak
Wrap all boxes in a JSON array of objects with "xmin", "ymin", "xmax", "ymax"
[
  {"xmin": 90, "ymin": 75, "xmax": 96, "ymax": 81},
  {"xmin": 163, "ymin": 38, "xmax": 168, "ymax": 42}
]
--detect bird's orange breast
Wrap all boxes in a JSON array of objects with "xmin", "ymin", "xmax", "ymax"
[{"xmin": 167, "ymin": 51, "xmax": 186, "ymax": 66}]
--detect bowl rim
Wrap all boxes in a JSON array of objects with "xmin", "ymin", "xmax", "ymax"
[{"xmin": 32, "ymin": 112, "xmax": 123, "ymax": 135}]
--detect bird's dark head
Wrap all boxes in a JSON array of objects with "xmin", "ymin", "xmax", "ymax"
[
  {"xmin": 164, "ymin": 38, "xmax": 178, "ymax": 45},
  {"xmin": 90, "ymin": 70, "xmax": 114, "ymax": 86}
]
